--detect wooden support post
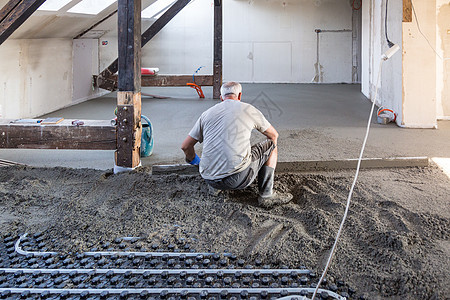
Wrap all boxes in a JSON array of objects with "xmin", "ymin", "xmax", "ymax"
[
  {"xmin": 213, "ymin": 0, "xmax": 223, "ymax": 99},
  {"xmin": 0, "ymin": 0, "xmax": 46, "ymax": 45},
  {"xmin": 97, "ymin": 0, "xmax": 190, "ymax": 90},
  {"xmin": 116, "ymin": 0, "xmax": 142, "ymax": 169},
  {"xmin": 403, "ymin": 0, "xmax": 412, "ymax": 22}
]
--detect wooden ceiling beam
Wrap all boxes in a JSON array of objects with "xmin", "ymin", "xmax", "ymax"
[
  {"xmin": 0, "ymin": 0, "xmax": 47, "ymax": 45},
  {"xmin": 0, "ymin": 0, "xmax": 21, "ymax": 23}
]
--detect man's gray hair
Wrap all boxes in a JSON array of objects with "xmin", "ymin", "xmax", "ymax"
[{"xmin": 220, "ymin": 82, "xmax": 242, "ymax": 97}]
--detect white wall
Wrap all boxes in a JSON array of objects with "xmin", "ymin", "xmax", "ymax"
[
  {"xmin": 402, "ymin": 0, "xmax": 437, "ymax": 128},
  {"xmin": 98, "ymin": 0, "xmax": 356, "ymax": 84},
  {"xmin": 99, "ymin": 0, "xmax": 214, "ymax": 77},
  {"xmin": 223, "ymin": 0, "xmax": 354, "ymax": 83},
  {"xmin": 362, "ymin": 0, "xmax": 449, "ymax": 127},
  {"xmin": 0, "ymin": 39, "xmax": 74, "ymax": 119},
  {"xmin": 0, "ymin": 38, "xmax": 106, "ymax": 119},
  {"xmin": 73, "ymin": 39, "xmax": 104, "ymax": 103},
  {"xmin": 0, "ymin": 41, "xmax": 20, "ymax": 118},
  {"xmin": 361, "ymin": 0, "xmax": 370, "ymax": 97},
  {"xmin": 436, "ymin": 0, "xmax": 450, "ymax": 119},
  {"xmin": 361, "ymin": 0, "xmax": 403, "ymax": 125}
]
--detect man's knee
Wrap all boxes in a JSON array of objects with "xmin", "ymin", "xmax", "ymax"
[
  {"xmin": 252, "ymin": 140, "xmax": 274, "ymax": 158},
  {"xmin": 266, "ymin": 139, "xmax": 275, "ymax": 150},
  {"xmin": 262, "ymin": 139, "xmax": 276, "ymax": 157},
  {"xmin": 260, "ymin": 139, "xmax": 274, "ymax": 148}
]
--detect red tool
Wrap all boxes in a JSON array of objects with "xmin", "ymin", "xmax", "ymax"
[{"xmin": 141, "ymin": 68, "xmax": 156, "ymax": 75}]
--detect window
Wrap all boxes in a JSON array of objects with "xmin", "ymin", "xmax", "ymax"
[
  {"xmin": 67, "ymin": 0, "xmax": 116, "ymax": 15},
  {"xmin": 142, "ymin": 0, "xmax": 175, "ymax": 19},
  {"xmin": 38, "ymin": 0, "xmax": 73, "ymax": 11}
]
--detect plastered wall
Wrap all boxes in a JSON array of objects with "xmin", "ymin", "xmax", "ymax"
[
  {"xmin": 402, "ymin": 0, "xmax": 437, "ymax": 128},
  {"xmin": 223, "ymin": 0, "xmax": 354, "ymax": 83},
  {"xmin": 71, "ymin": 39, "xmax": 109, "ymax": 104},
  {"xmin": 73, "ymin": 39, "xmax": 104, "ymax": 104},
  {"xmin": 99, "ymin": 0, "xmax": 213, "ymax": 78},
  {"xmin": 0, "ymin": 41, "xmax": 20, "ymax": 118},
  {"xmin": 0, "ymin": 39, "xmax": 73, "ymax": 119},
  {"xmin": 99, "ymin": 0, "xmax": 357, "ymax": 84},
  {"xmin": 361, "ymin": 0, "xmax": 447, "ymax": 128},
  {"xmin": 0, "ymin": 38, "xmax": 105, "ymax": 119},
  {"xmin": 436, "ymin": 0, "xmax": 450, "ymax": 119},
  {"xmin": 361, "ymin": 0, "xmax": 403, "ymax": 125}
]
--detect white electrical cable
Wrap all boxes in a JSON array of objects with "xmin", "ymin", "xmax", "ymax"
[{"xmin": 311, "ymin": 60, "xmax": 384, "ymax": 300}]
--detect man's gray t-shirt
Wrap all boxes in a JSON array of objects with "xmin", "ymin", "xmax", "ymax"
[{"xmin": 189, "ymin": 99, "xmax": 271, "ymax": 180}]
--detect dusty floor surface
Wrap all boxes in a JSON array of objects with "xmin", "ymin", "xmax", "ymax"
[{"xmin": 0, "ymin": 165, "xmax": 449, "ymax": 299}]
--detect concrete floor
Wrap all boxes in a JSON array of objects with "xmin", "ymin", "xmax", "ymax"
[{"xmin": 1, "ymin": 84, "xmax": 449, "ymax": 170}]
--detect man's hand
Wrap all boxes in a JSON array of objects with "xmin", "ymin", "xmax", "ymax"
[
  {"xmin": 181, "ymin": 135, "xmax": 199, "ymax": 164},
  {"xmin": 187, "ymin": 154, "xmax": 201, "ymax": 165}
]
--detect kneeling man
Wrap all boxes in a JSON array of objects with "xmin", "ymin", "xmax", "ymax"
[{"xmin": 181, "ymin": 82, "xmax": 292, "ymax": 207}]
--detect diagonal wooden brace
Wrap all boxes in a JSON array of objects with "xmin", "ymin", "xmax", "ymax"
[
  {"xmin": 0, "ymin": 0, "xmax": 47, "ymax": 45},
  {"xmin": 97, "ymin": 0, "xmax": 191, "ymax": 91}
]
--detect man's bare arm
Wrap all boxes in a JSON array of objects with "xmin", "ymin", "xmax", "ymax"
[
  {"xmin": 181, "ymin": 136, "xmax": 198, "ymax": 162},
  {"xmin": 262, "ymin": 125, "xmax": 279, "ymax": 145}
]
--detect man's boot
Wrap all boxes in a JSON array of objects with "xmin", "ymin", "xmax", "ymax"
[{"xmin": 257, "ymin": 166, "xmax": 293, "ymax": 208}]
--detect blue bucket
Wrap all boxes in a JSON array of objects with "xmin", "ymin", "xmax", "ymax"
[{"xmin": 140, "ymin": 115, "xmax": 154, "ymax": 157}]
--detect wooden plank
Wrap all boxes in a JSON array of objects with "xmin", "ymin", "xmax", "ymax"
[
  {"xmin": 40, "ymin": 117, "xmax": 64, "ymax": 124},
  {"xmin": 97, "ymin": 0, "xmax": 190, "ymax": 90},
  {"xmin": 403, "ymin": 0, "xmax": 412, "ymax": 22},
  {"xmin": 117, "ymin": 0, "xmax": 141, "ymax": 92},
  {"xmin": 213, "ymin": 0, "xmax": 223, "ymax": 99},
  {"xmin": 142, "ymin": 75, "xmax": 213, "ymax": 87},
  {"xmin": 0, "ymin": 0, "xmax": 47, "ymax": 45},
  {"xmin": 96, "ymin": 74, "xmax": 213, "ymax": 88},
  {"xmin": 0, "ymin": 120, "xmax": 116, "ymax": 150}
]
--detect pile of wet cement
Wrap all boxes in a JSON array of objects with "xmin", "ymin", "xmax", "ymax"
[{"xmin": 0, "ymin": 165, "xmax": 448, "ymax": 299}]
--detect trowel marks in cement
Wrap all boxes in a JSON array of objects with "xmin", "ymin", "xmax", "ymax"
[{"xmin": 0, "ymin": 165, "xmax": 448, "ymax": 299}]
